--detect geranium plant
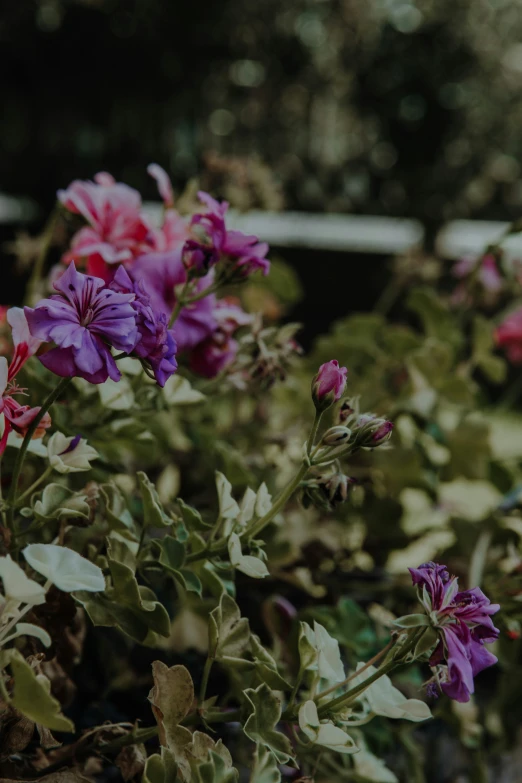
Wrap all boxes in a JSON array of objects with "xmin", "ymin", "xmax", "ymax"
[{"xmin": 0, "ymin": 164, "xmax": 515, "ymax": 782}]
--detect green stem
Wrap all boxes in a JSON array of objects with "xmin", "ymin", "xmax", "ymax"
[
  {"xmin": 185, "ymin": 461, "xmax": 310, "ymax": 564},
  {"xmin": 315, "ymin": 629, "xmax": 423, "ymax": 720},
  {"xmin": 6, "ymin": 377, "xmax": 71, "ymax": 532},
  {"xmin": 25, "ymin": 205, "xmax": 60, "ymax": 307},
  {"xmin": 199, "ymin": 656, "xmax": 214, "ymax": 704},
  {"xmin": 168, "ymin": 299, "xmax": 184, "ymax": 329},
  {"xmin": 316, "ymin": 659, "xmax": 397, "ymax": 719},
  {"xmin": 168, "ymin": 281, "xmax": 222, "ymax": 328},
  {"xmin": 12, "ymin": 465, "xmax": 53, "ymax": 507},
  {"xmin": 241, "ymin": 462, "xmax": 309, "ymax": 543},
  {"xmin": 306, "ymin": 412, "xmax": 322, "ymax": 457},
  {"xmin": 287, "ymin": 668, "xmax": 305, "ymax": 714},
  {"xmin": 374, "ymin": 277, "xmax": 403, "ymax": 316},
  {"xmin": 315, "ymin": 638, "xmax": 394, "ymax": 702}
]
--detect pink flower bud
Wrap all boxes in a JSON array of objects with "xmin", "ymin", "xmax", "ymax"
[{"xmin": 311, "ymin": 360, "xmax": 348, "ymax": 411}]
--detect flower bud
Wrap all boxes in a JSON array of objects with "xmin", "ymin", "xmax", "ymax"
[
  {"xmin": 302, "ymin": 471, "xmax": 354, "ymax": 511},
  {"xmin": 353, "ymin": 415, "xmax": 394, "ymax": 448},
  {"xmin": 321, "ymin": 425, "xmax": 352, "ymax": 447},
  {"xmin": 311, "ymin": 360, "xmax": 348, "ymax": 412},
  {"xmin": 322, "ymin": 473, "xmax": 354, "ymax": 506},
  {"xmin": 338, "ymin": 400, "xmax": 355, "ymax": 423}
]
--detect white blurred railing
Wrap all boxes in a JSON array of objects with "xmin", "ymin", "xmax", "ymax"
[{"xmin": 3, "ymin": 192, "xmax": 522, "ymax": 260}]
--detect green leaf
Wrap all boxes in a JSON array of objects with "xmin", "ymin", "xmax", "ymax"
[
  {"xmin": 243, "ymin": 684, "xmax": 294, "ymax": 765},
  {"xmin": 149, "ymin": 662, "xmax": 194, "ymax": 747},
  {"xmin": 297, "ymin": 621, "xmax": 317, "ymax": 671},
  {"xmin": 407, "ymin": 288, "xmax": 463, "ymax": 351},
  {"xmin": 414, "ymin": 626, "xmax": 439, "ymax": 658},
  {"xmin": 185, "ymin": 733, "xmax": 238, "ymax": 783},
  {"xmin": 2, "ymin": 650, "xmax": 74, "ymax": 732},
  {"xmin": 160, "ymin": 537, "xmax": 185, "ymax": 571},
  {"xmin": 393, "ymin": 614, "xmax": 431, "ymax": 628},
  {"xmin": 77, "ymin": 552, "xmax": 170, "ymax": 643},
  {"xmin": 250, "ymin": 636, "xmax": 291, "ymax": 690},
  {"xmin": 159, "ymin": 538, "xmax": 202, "ymax": 595},
  {"xmin": 142, "ymin": 754, "xmax": 166, "ymax": 783},
  {"xmin": 178, "ymin": 498, "xmax": 211, "ymax": 530},
  {"xmin": 250, "ymin": 744, "xmax": 281, "ymax": 783},
  {"xmin": 138, "ymin": 472, "xmax": 171, "ymax": 528},
  {"xmin": 31, "ymin": 484, "xmax": 90, "ymax": 523},
  {"xmin": 209, "ymin": 594, "xmax": 251, "ymax": 660},
  {"xmin": 100, "ymin": 484, "xmax": 138, "ymax": 537}
]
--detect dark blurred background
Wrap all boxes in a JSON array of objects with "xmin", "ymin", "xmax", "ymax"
[{"xmin": 2, "ymin": 0, "xmax": 522, "ymax": 332}]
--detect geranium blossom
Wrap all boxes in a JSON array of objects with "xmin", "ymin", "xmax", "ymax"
[
  {"xmin": 146, "ymin": 164, "xmax": 189, "ymax": 252},
  {"xmin": 109, "ymin": 266, "xmax": 177, "ymax": 386},
  {"xmin": 130, "ymin": 251, "xmax": 217, "ymax": 352},
  {"xmin": 58, "ymin": 172, "xmax": 152, "ymax": 279},
  {"xmin": 312, "ymin": 360, "xmax": 348, "ymax": 410},
  {"xmin": 190, "ymin": 298, "xmax": 251, "ymax": 378},
  {"xmin": 25, "ymin": 262, "xmax": 138, "ymax": 384},
  {"xmin": 182, "ymin": 191, "xmax": 270, "ymax": 277},
  {"xmin": 0, "ymin": 308, "xmax": 50, "ymax": 453},
  {"xmin": 410, "ymin": 562, "xmax": 499, "ymax": 702}
]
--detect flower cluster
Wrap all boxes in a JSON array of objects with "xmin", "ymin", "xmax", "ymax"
[
  {"xmin": 411, "ymin": 561, "xmax": 499, "ymax": 702},
  {"xmin": 55, "ymin": 166, "xmax": 265, "ymax": 379},
  {"xmin": 25, "ymin": 263, "xmax": 177, "ymax": 387},
  {"xmin": 182, "ymin": 191, "xmax": 270, "ymax": 278},
  {"xmin": 0, "ymin": 309, "xmax": 50, "ymax": 452}
]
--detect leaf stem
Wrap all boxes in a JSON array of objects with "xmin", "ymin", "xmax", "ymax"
[
  {"xmin": 315, "ymin": 637, "xmax": 394, "ymax": 702},
  {"xmin": 199, "ymin": 656, "xmax": 214, "ymax": 705},
  {"xmin": 6, "ymin": 377, "xmax": 71, "ymax": 532},
  {"xmin": 13, "ymin": 465, "xmax": 53, "ymax": 507},
  {"xmin": 306, "ymin": 411, "xmax": 322, "ymax": 457}
]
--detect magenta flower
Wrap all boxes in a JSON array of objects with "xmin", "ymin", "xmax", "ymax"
[
  {"xmin": 410, "ymin": 562, "xmax": 499, "ymax": 703},
  {"xmin": 0, "ymin": 308, "xmax": 50, "ymax": 453},
  {"xmin": 146, "ymin": 164, "xmax": 189, "ymax": 253},
  {"xmin": 25, "ymin": 263, "xmax": 138, "ymax": 385},
  {"xmin": 182, "ymin": 191, "xmax": 270, "ymax": 277},
  {"xmin": 496, "ymin": 308, "xmax": 522, "ymax": 364},
  {"xmin": 311, "ymin": 360, "xmax": 348, "ymax": 410},
  {"xmin": 130, "ymin": 251, "xmax": 217, "ymax": 352},
  {"xmin": 109, "ymin": 267, "xmax": 177, "ymax": 387},
  {"xmin": 190, "ymin": 299, "xmax": 251, "ymax": 378},
  {"xmin": 59, "ymin": 172, "xmax": 152, "ymax": 280}
]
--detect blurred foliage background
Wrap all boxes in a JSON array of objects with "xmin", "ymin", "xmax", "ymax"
[{"xmin": 3, "ymin": 0, "xmax": 522, "ymax": 226}]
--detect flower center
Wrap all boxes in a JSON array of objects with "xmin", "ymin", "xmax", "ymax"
[{"xmin": 80, "ymin": 307, "xmax": 95, "ymax": 327}]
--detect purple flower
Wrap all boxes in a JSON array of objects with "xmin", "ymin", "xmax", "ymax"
[
  {"xmin": 25, "ymin": 263, "xmax": 138, "ymax": 384},
  {"xmin": 181, "ymin": 191, "xmax": 270, "ymax": 277},
  {"xmin": 223, "ymin": 230, "xmax": 270, "ymax": 276},
  {"xmin": 410, "ymin": 562, "xmax": 499, "ymax": 703},
  {"xmin": 189, "ymin": 298, "xmax": 251, "ymax": 378},
  {"xmin": 109, "ymin": 267, "xmax": 177, "ymax": 387},
  {"xmin": 311, "ymin": 360, "xmax": 348, "ymax": 411},
  {"xmin": 130, "ymin": 251, "xmax": 217, "ymax": 352}
]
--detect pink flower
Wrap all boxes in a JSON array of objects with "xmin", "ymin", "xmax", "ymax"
[
  {"xmin": 496, "ymin": 308, "xmax": 522, "ymax": 363},
  {"xmin": 190, "ymin": 299, "xmax": 252, "ymax": 378},
  {"xmin": 59, "ymin": 172, "xmax": 152, "ymax": 279},
  {"xmin": 147, "ymin": 163, "xmax": 174, "ymax": 209},
  {"xmin": 146, "ymin": 164, "xmax": 190, "ymax": 253},
  {"xmin": 311, "ymin": 360, "xmax": 348, "ymax": 410},
  {"xmin": 453, "ymin": 255, "xmax": 503, "ymax": 293},
  {"xmin": 182, "ymin": 191, "xmax": 270, "ymax": 277},
  {"xmin": 0, "ymin": 309, "xmax": 50, "ymax": 453},
  {"xmin": 130, "ymin": 251, "xmax": 217, "ymax": 352}
]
